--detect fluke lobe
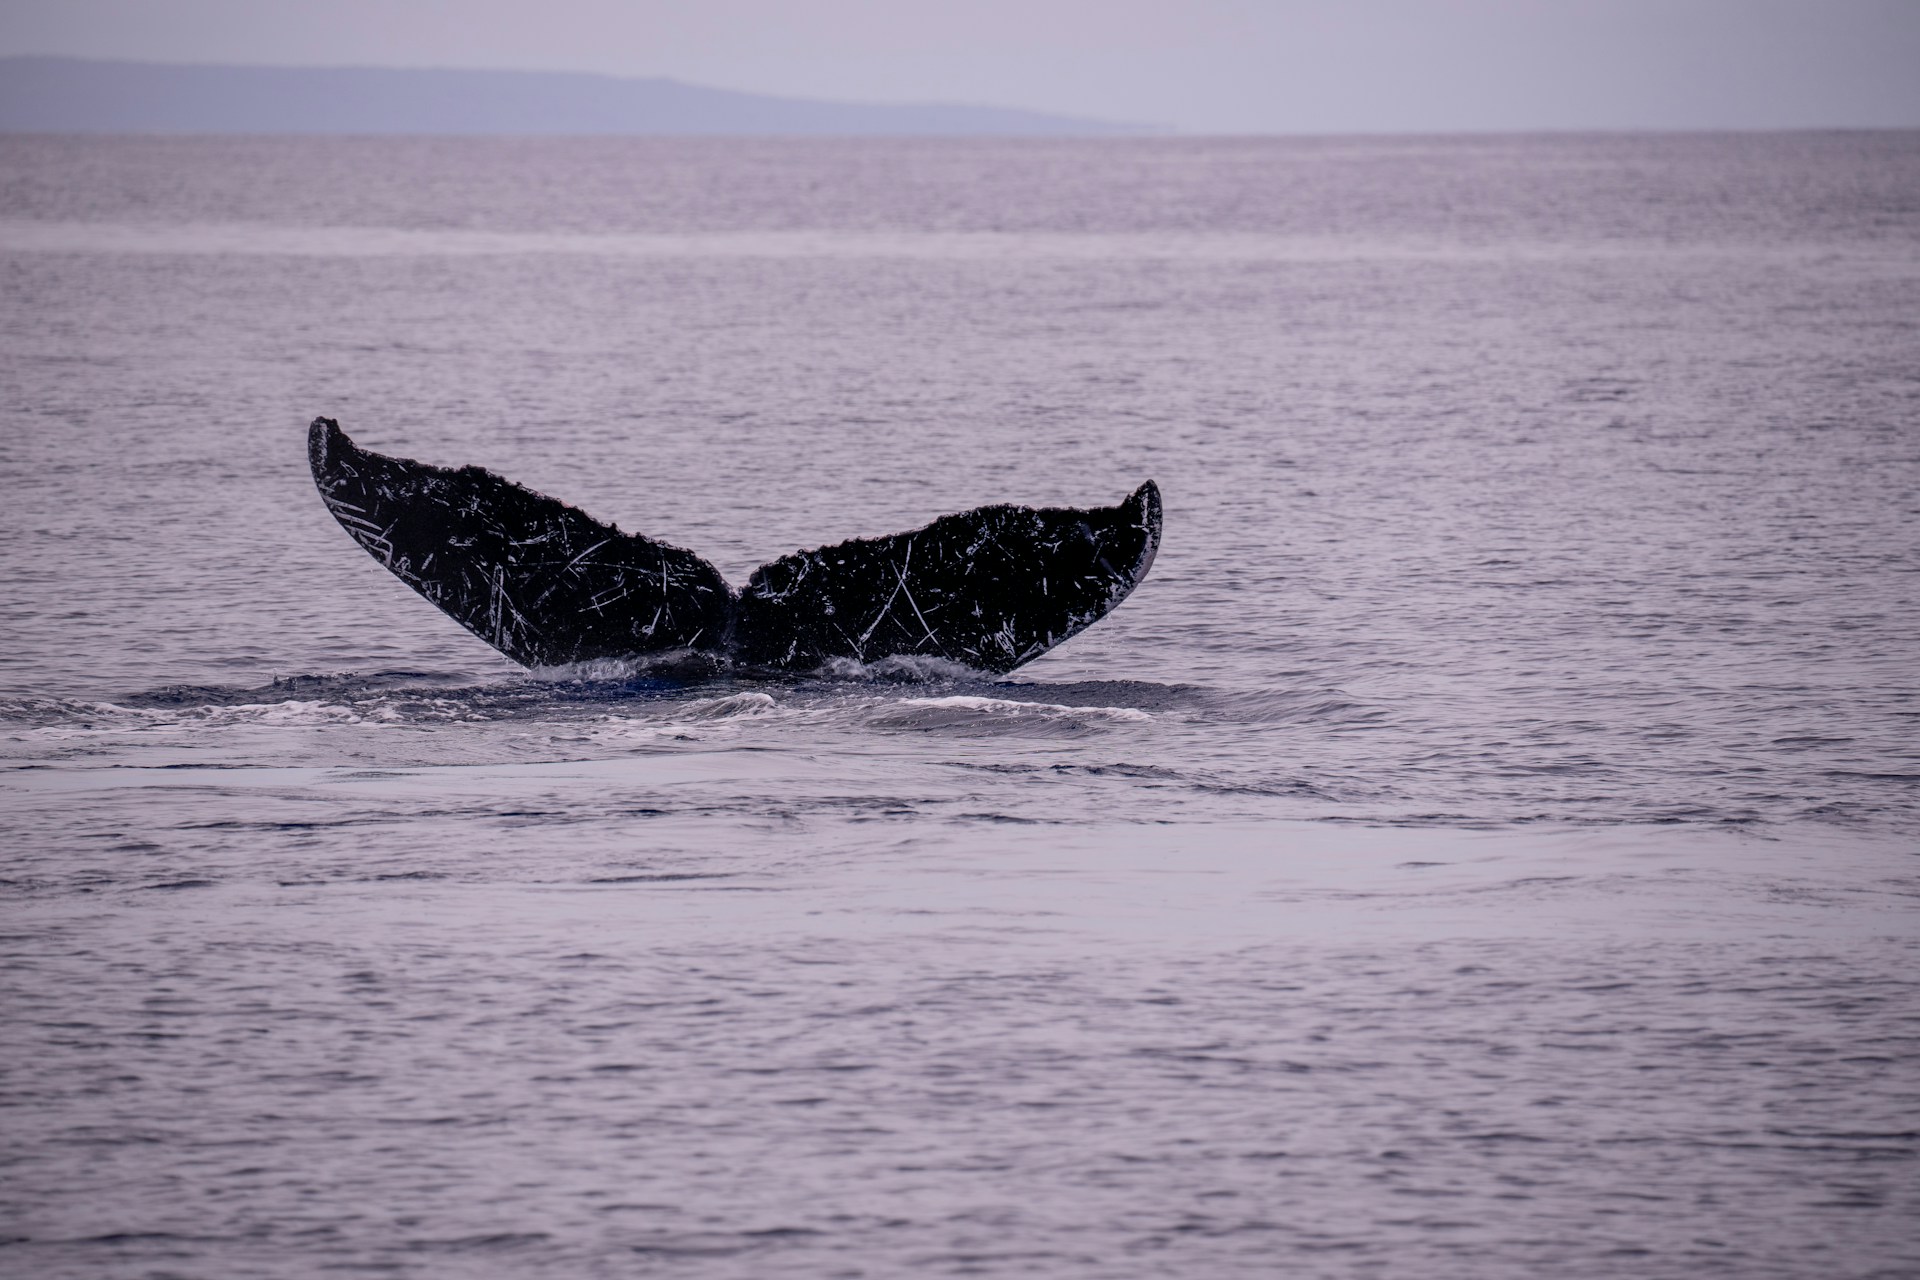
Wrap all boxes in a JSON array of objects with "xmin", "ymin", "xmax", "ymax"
[{"xmin": 307, "ymin": 418, "xmax": 1160, "ymax": 675}]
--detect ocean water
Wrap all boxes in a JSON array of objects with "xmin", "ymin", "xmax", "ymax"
[{"xmin": 2, "ymin": 133, "xmax": 1917, "ymax": 1278}]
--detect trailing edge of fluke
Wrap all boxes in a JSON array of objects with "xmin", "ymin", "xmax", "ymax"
[{"xmin": 307, "ymin": 417, "xmax": 1160, "ymax": 675}]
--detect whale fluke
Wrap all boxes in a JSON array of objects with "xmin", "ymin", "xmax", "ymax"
[
  {"xmin": 308, "ymin": 418, "xmax": 733, "ymax": 667},
  {"xmin": 308, "ymin": 417, "xmax": 1160, "ymax": 675}
]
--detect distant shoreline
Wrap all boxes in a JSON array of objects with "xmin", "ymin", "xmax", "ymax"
[{"xmin": 0, "ymin": 56, "xmax": 1154, "ymax": 137}]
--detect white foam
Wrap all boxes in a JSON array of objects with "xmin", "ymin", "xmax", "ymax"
[
  {"xmin": 900, "ymin": 695, "xmax": 1151, "ymax": 721},
  {"xmin": 677, "ymin": 692, "xmax": 777, "ymax": 720},
  {"xmin": 814, "ymin": 655, "xmax": 991, "ymax": 682}
]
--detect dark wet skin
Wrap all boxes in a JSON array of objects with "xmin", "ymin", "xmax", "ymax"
[{"xmin": 309, "ymin": 417, "xmax": 1160, "ymax": 674}]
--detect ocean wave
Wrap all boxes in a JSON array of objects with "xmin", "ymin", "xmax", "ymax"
[
  {"xmin": 867, "ymin": 695, "xmax": 1152, "ymax": 736},
  {"xmin": 674, "ymin": 692, "xmax": 779, "ymax": 721},
  {"xmin": 1201, "ymin": 686, "xmax": 1383, "ymax": 726}
]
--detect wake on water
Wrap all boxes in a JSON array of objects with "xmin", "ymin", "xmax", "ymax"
[{"xmin": 0, "ymin": 662, "xmax": 1193, "ymax": 738}]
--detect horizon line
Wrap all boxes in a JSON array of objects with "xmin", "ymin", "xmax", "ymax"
[{"xmin": 6, "ymin": 55, "xmax": 1917, "ymax": 138}]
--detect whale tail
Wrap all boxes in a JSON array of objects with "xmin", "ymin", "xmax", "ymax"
[{"xmin": 307, "ymin": 417, "xmax": 1160, "ymax": 675}]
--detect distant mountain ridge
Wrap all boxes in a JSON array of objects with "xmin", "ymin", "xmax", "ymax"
[{"xmin": 0, "ymin": 56, "xmax": 1146, "ymax": 136}]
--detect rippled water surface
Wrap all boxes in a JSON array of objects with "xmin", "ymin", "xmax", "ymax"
[{"xmin": 2, "ymin": 134, "xmax": 1918, "ymax": 1278}]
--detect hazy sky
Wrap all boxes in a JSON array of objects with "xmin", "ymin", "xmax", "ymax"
[{"xmin": 5, "ymin": 0, "xmax": 1918, "ymax": 133}]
